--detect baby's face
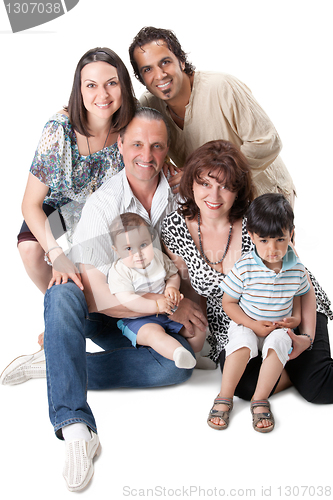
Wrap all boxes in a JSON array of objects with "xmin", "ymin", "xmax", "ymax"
[
  {"xmin": 249, "ymin": 229, "xmax": 293, "ymax": 271},
  {"xmin": 114, "ymin": 226, "xmax": 154, "ymax": 269}
]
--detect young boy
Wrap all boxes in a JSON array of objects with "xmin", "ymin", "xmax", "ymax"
[
  {"xmin": 108, "ymin": 212, "xmax": 205, "ymax": 369},
  {"xmin": 207, "ymin": 193, "xmax": 313, "ymax": 433}
]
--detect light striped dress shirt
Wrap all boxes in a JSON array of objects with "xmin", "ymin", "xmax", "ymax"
[
  {"xmin": 220, "ymin": 247, "xmax": 310, "ymax": 322},
  {"xmin": 71, "ymin": 169, "xmax": 177, "ymax": 276}
]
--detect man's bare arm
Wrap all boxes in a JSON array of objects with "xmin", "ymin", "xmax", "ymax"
[{"xmin": 80, "ymin": 264, "xmax": 162, "ymax": 318}]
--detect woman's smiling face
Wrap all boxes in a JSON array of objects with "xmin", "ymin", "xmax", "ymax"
[
  {"xmin": 192, "ymin": 171, "xmax": 238, "ymax": 220},
  {"xmin": 80, "ymin": 61, "xmax": 122, "ymax": 121}
]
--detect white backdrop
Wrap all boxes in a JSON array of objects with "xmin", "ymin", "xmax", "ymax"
[{"xmin": 1, "ymin": 1, "xmax": 332, "ymax": 498}]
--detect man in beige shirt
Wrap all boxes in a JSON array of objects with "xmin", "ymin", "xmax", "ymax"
[{"xmin": 129, "ymin": 26, "xmax": 295, "ymax": 204}]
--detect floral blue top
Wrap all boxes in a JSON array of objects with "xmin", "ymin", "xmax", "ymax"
[{"xmin": 30, "ymin": 113, "xmax": 124, "ymax": 241}]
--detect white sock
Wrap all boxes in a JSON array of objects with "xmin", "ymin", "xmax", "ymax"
[
  {"xmin": 173, "ymin": 346, "xmax": 196, "ymax": 369},
  {"xmin": 62, "ymin": 423, "xmax": 91, "ymax": 442}
]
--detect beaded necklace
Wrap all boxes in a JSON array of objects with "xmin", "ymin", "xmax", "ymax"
[{"xmin": 197, "ymin": 210, "xmax": 233, "ymax": 266}]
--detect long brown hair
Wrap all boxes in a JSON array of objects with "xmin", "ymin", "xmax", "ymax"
[
  {"xmin": 179, "ymin": 140, "xmax": 255, "ymax": 223},
  {"xmin": 67, "ymin": 47, "xmax": 137, "ymax": 137}
]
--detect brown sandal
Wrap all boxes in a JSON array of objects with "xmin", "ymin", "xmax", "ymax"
[
  {"xmin": 250, "ymin": 399, "xmax": 275, "ymax": 433},
  {"xmin": 207, "ymin": 396, "xmax": 233, "ymax": 430}
]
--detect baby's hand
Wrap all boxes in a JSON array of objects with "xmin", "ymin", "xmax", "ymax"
[
  {"xmin": 165, "ymin": 286, "xmax": 184, "ymax": 307},
  {"xmin": 157, "ymin": 296, "xmax": 176, "ymax": 315}
]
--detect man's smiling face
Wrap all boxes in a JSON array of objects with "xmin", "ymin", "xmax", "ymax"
[
  {"xmin": 118, "ymin": 115, "xmax": 169, "ymax": 185},
  {"xmin": 133, "ymin": 40, "xmax": 186, "ymax": 102}
]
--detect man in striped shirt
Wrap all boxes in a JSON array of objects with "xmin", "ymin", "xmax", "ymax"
[{"xmin": 42, "ymin": 108, "xmax": 207, "ymax": 491}]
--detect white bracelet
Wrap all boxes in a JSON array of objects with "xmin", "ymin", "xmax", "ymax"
[{"xmin": 44, "ymin": 246, "xmax": 62, "ymax": 266}]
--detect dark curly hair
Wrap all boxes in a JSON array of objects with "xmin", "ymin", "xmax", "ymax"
[
  {"xmin": 178, "ymin": 140, "xmax": 255, "ymax": 224},
  {"xmin": 129, "ymin": 26, "xmax": 195, "ymax": 84}
]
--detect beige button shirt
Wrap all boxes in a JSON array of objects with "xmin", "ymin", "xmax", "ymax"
[{"xmin": 140, "ymin": 71, "xmax": 295, "ymax": 201}]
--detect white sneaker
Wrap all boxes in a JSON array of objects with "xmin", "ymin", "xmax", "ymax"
[
  {"xmin": 0, "ymin": 349, "xmax": 46, "ymax": 385},
  {"xmin": 63, "ymin": 431, "xmax": 101, "ymax": 492}
]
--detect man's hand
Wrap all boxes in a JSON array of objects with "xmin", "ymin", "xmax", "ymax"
[
  {"xmin": 170, "ymin": 297, "xmax": 208, "ymax": 336},
  {"xmin": 162, "ymin": 157, "xmax": 178, "ymax": 177},
  {"xmin": 168, "ymin": 169, "xmax": 183, "ymax": 194}
]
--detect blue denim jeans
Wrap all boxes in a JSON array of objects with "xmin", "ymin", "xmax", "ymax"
[{"xmin": 44, "ymin": 281, "xmax": 193, "ymax": 438}]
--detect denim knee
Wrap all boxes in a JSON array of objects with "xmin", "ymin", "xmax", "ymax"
[
  {"xmin": 44, "ymin": 281, "xmax": 88, "ymax": 343},
  {"xmin": 44, "ymin": 280, "xmax": 87, "ymax": 313}
]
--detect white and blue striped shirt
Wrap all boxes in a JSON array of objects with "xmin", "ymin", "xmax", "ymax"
[{"xmin": 220, "ymin": 247, "xmax": 310, "ymax": 321}]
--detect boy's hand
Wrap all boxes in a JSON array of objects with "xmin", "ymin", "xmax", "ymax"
[
  {"xmin": 273, "ymin": 316, "xmax": 300, "ymax": 330},
  {"xmin": 164, "ymin": 286, "xmax": 184, "ymax": 307},
  {"xmin": 252, "ymin": 320, "xmax": 276, "ymax": 337}
]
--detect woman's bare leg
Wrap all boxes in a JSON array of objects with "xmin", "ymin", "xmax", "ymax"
[{"xmin": 18, "ymin": 240, "xmax": 52, "ymax": 294}]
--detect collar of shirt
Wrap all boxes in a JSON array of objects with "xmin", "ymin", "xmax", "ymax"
[{"xmin": 122, "ymin": 169, "xmax": 175, "ymax": 221}]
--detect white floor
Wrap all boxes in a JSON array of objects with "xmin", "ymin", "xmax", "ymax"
[{"xmin": 2, "ymin": 359, "xmax": 333, "ymax": 498}]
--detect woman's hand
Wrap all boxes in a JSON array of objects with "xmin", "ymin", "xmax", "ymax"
[
  {"xmin": 48, "ymin": 248, "xmax": 83, "ymax": 290},
  {"xmin": 286, "ymin": 329, "xmax": 312, "ymax": 360}
]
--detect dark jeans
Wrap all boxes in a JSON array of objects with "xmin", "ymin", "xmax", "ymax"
[{"xmin": 219, "ymin": 313, "xmax": 333, "ymax": 404}]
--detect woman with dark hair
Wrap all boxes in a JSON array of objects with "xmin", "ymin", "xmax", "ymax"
[
  {"xmin": 162, "ymin": 139, "xmax": 333, "ymax": 405},
  {"xmin": 18, "ymin": 47, "xmax": 137, "ymax": 295},
  {"xmin": 162, "ymin": 140, "xmax": 255, "ymax": 363}
]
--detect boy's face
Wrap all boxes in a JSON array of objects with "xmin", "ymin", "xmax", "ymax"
[
  {"xmin": 113, "ymin": 225, "xmax": 154, "ymax": 269},
  {"xmin": 249, "ymin": 229, "xmax": 293, "ymax": 271}
]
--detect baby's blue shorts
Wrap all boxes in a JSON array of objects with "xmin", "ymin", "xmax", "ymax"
[{"xmin": 117, "ymin": 314, "xmax": 183, "ymax": 347}]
